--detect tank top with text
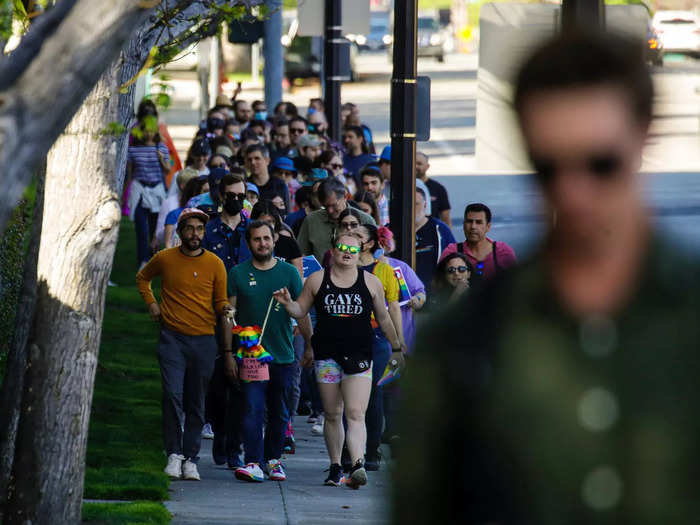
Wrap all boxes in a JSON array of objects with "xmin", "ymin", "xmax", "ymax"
[{"xmin": 312, "ymin": 269, "xmax": 374, "ymax": 362}]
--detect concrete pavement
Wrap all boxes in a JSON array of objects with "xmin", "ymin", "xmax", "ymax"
[{"xmin": 165, "ymin": 417, "xmax": 391, "ymax": 525}]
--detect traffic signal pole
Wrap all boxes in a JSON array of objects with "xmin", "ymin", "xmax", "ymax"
[
  {"xmin": 561, "ymin": 0, "xmax": 605, "ymax": 30},
  {"xmin": 324, "ymin": 0, "xmax": 342, "ymax": 142},
  {"xmin": 389, "ymin": 0, "xmax": 418, "ymax": 268}
]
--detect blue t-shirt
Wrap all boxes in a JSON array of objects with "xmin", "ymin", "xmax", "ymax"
[
  {"xmin": 342, "ymin": 152, "xmax": 376, "ymax": 184},
  {"xmin": 165, "ymin": 207, "xmax": 184, "ymax": 226}
]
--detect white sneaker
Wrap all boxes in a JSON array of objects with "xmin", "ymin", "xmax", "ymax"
[
  {"xmin": 267, "ymin": 459, "xmax": 287, "ymax": 481},
  {"xmin": 164, "ymin": 453, "xmax": 184, "ymax": 479},
  {"xmin": 201, "ymin": 423, "xmax": 214, "ymax": 439},
  {"xmin": 182, "ymin": 459, "xmax": 200, "ymax": 481},
  {"xmin": 311, "ymin": 415, "xmax": 324, "ymax": 436}
]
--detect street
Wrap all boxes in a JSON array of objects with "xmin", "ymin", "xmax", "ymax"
[{"xmin": 163, "ymin": 49, "xmax": 700, "ymax": 256}]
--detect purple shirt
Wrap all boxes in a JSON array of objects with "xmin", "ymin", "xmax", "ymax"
[{"xmin": 387, "ymin": 257, "xmax": 425, "ymax": 353}]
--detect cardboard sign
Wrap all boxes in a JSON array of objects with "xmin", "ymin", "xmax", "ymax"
[
  {"xmin": 240, "ymin": 358, "xmax": 270, "ymax": 382},
  {"xmin": 303, "ymin": 255, "xmax": 323, "ymax": 278},
  {"xmin": 393, "ymin": 267, "xmax": 412, "ymax": 306}
]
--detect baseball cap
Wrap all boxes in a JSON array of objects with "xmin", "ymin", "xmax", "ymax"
[
  {"xmin": 379, "ymin": 145, "xmax": 391, "ymax": 163},
  {"xmin": 191, "ymin": 138, "xmax": 211, "ymax": 157},
  {"xmin": 271, "ymin": 156, "xmax": 297, "ymax": 173},
  {"xmin": 177, "ymin": 207, "xmax": 209, "ymax": 229},
  {"xmin": 301, "ymin": 168, "xmax": 329, "ymax": 186},
  {"xmin": 246, "ymin": 182, "xmax": 260, "ymax": 196},
  {"xmin": 298, "ymin": 134, "xmax": 322, "ymax": 149}
]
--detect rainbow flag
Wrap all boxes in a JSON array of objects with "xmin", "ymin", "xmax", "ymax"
[
  {"xmin": 393, "ymin": 267, "xmax": 412, "ymax": 306},
  {"xmin": 377, "ymin": 363, "xmax": 400, "ymax": 387}
]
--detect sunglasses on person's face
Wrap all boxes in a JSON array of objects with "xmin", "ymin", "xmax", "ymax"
[
  {"xmin": 339, "ymin": 220, "xmax": 360, "ymax": 230},
  {"xmin": 447, "ymin": 266, "xmax": 470, "ymax": 274},
  {"xmin": 225, "ymin": 192, "xmax": 246, "ymax": 201},
  {"xmin": 336, "ymin": 243, "xmax": 360, "ymax": 254},
  {"xmin": 291, "ymin": 127, "xmax": 305, "ymax": 134},
  {"xmin": 531, "ymin": 152, "xmax": 624, "ymax": 185},
  {"xmin": 330, "ymin": 163, "xmax": 343, "ymax": 170}
]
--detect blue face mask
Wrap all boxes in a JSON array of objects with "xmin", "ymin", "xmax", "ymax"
[{"xmin": 254, "ymin": 111, "xmax": 267, "ymax": 121}]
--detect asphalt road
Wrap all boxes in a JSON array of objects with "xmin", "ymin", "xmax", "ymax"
[{"xmin": 163, "ymin": 50, "xmax": 700, "ymax": 254}]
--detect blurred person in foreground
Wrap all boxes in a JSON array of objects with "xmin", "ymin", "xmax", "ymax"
[{"xmin": 394, "ymin": 30, "xmax": 700, "ymax": 524}]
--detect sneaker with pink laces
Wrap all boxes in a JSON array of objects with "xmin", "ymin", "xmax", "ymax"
[{"xmin": 267, "ymin": 459, "xmax": 287, "ymax": 481}]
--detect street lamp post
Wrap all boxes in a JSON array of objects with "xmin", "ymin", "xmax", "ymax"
[
  {"xmin": 389, "ymin": 0, "xmax": 418, "ymax": 268},
  {"xmin": 324, "ymin": 0, "xmax": 342, "ymax": 142}
]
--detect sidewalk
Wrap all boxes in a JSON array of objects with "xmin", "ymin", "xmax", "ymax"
[{"xmin": 165, "ymin": 417, "xmax": 392, "ymax": 524}]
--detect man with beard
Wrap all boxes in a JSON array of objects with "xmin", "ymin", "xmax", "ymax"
[
  {"xmin": 224, "ymin": 221, "xmax": 311, "ymax": 483},
  {"xmin": 137, "ymin": 208, "xmax": 231, "ymax": 482}
]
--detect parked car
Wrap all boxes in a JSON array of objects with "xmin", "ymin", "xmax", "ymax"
[
  {"xmin": 355, "ymin": 11, "xmax": 392, "ymax": 52},
  {"xmin": 417, "ymin": 16, "xmax": 445, "ymax": 62},
  {"xmin": 652, "ymin": 10, "xmax": 700, "ymax": 57}
]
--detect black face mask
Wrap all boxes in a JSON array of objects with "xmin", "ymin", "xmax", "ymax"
[{"xmin": 223, "ymin": 194, "xmax": 243, "ymax": 216}]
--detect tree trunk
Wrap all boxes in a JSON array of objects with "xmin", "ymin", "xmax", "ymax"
[
  {"xmin": 4, "ymin": 62, "xmax": 124, "ymax": 524},
  {"xmin": 0, "ymin": 166, "xmax": 45, "ymax": 509}
]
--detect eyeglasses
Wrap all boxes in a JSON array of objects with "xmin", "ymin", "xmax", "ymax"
[
  {"xmin": 181, "ymin": 224, "xmax": 205, "ymax": 234},
  {"xmin": 336, "ymin": 243, "xmax": 360, "ymax": 254},
  {"xmin": 447, "ymin": 266, "xmax": 470, "ymax": 274},
  {"xmin": 291, "ymin": 128, "xmax": 306, "ymax": 134},
  {"xmin": 339, "ymin": 220, "xmax": 359, "ymax": 230},
  {"xmin": 225, "ymin": 192, "xmax": 246, "ymax": 201},
  {"xmin": 531, "ymin": 152, "xmax": 624, "ymax": 184},
  {"xmin": 330, "ymin": 163, "xmax": 343, "ymax": 170}
]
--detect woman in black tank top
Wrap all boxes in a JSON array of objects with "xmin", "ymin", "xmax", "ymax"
[{"xmin": 273, "ymin": 232, "xmax": 404, "ymax": 489}]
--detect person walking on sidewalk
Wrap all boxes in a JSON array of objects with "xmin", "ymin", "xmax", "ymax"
[
  {"xmin": 225, "ymin": 221, "xmax": 313, "ymax": 483},
  {"xmin": 136, "ymin": 208, "xmax": 231, "ymax": 481},
  {"xmin": 273, "ymin": 232, "xmax": 405, "ymax": 489}
]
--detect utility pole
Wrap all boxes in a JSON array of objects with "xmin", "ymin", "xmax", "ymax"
[
  {"xmin": 263, "ymin": 0, "xmax": 283, "ymax": 110},
  {"xmin": 324, "ymin": 0, "xmax": 342, "ymax": 142},
  {"xmin": 389, "ymin": 0, "xmax": 418, "ymax": 268},
  {"xmin": 561, "ymin": 0, "xmax": 605, "ymax": 30}
]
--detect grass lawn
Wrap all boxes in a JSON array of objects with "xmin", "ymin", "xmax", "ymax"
[{"xmin": 82, "ymin": 219, "xmax": 170, "ymax": 523}]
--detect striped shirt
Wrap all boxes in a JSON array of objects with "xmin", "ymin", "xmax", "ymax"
[{"xmin": 127, "ymin": 143, "xmax": 169, "ymax": 185}]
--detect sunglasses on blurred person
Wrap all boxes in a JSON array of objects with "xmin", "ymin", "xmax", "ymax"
[
  {"xmin": 531, "ymin": 151, "xmax": 625, "ymax": 185},
  {"xmin": 447, "ymin": 266, "xmax": 470, "ymax": 274}
]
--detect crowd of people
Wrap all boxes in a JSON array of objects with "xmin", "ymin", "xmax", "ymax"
[{"xmin": 131, "ymin": 88, "xmax": 517, "ymax": 486}]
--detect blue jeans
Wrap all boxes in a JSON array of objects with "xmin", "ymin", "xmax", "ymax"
[
  {"xmin": 134, "ymin": 197, "xmax": 158, "ymax": 266},
  {"xmin": 241, "ymin": 363, "xmax": 295, "ymax": 465},
  {"xmin": 365, "ymin": 327, "xmax": 392, "ymax": 454}
]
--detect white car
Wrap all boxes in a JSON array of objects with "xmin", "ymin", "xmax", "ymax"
[{"xmin": 652, "ymin": 10, "xmax": 700, "ymax": 56}]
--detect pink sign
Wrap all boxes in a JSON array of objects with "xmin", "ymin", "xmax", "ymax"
[{"xmin": 240, "ymin": 358, "xmax": 270, "ymax": 382}]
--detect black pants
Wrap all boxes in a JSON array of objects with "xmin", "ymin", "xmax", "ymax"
[{"xmin": 206, "ymin": 355, "xmax": 244, "ymax": 458}]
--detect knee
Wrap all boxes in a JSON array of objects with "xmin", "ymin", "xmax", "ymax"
[
  {"xmin": 324, "ymin": 411, "xmax": 343, "ymax": 424},
  {"xmin": 345, "ymin": 407, "xmax": 366, "ymax": 423}
]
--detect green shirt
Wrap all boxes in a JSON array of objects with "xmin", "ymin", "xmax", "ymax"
[
  {"xmin": 227, "ymin": 259, "xmax": 303, "ymax": 364},
  {"xmin": 297, "ymin": 206, "xmax": 376, "ymax": 261},
  {"xmin": 395, "ymin": 237, "xmax": 700, "ymax": 525}
]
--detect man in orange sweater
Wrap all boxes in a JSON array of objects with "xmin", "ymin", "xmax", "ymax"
[{"xmin": 137, "ymin": 208, "xmax": 231, "ymax": 481}]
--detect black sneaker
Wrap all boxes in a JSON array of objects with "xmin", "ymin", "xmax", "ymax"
[
  {"xmin": 346, "ymin": 460, "xmax": 367, "ymax": 489},
  {"xmin": 324, "ymin": 463, "xmax": 346, "ymax": 487},
  {"xmin": 212, "ymin": 434, "xmax": 226, "ymax": 465},
  {"xmin": 365, "ymin": 449, "xmax": 381, "ymax": 471}
]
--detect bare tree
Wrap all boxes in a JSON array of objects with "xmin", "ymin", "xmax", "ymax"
[{"xmin": 0, "ymin": 1, "xmax": 266, "ymax": 522}]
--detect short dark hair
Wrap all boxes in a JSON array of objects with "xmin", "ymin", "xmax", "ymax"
[
  {"xmin": 244, "ymin": 143, "xmax": 269, "ymax": 158},
  {"xmin": 219, "ymin": 173, "xmax": 245, "ymax": 196},
  {"xmin": 245, "ymin": 220, "xmax": 275, "ymax": 244},
  {"xmin": 514, "ymin": 31, "xmax": 653, "ymax": 128},
  {"xmin": 294, "ymin": 186, "xmax": 311, "ymax": 207},
  {"xmin": 415, "ymin": 187, "xmax": 426, "ymax": 201},
  {"xmin": 249, "ymin": 119, "xmax": 267, "ymax": 131},
  {"xmin": 290, "ymin": 116, "xmax": 308, "ymax": 128},
  {"xmin": 464, "ymin": 203, "xmax": 492, "ymax": 223},
  {"xmin": 360, "ymin": 163, "xmax": 384, "ymax": 182},
  {"xmin": 318, "ymin": 178, "xmax": 346, "ymax": 202},
  {"xmin": 251, "ymin": 200, "xmax": 283, "ymax": 232}
]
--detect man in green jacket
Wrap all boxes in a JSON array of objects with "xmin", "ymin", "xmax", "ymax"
[
  {"xmin": 394, "ymin": 31, "xmax": 700, "ymax": 524},
  {"xmin": 297, "ymin": 177, "xmax": 375, "ymax": 262}
]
